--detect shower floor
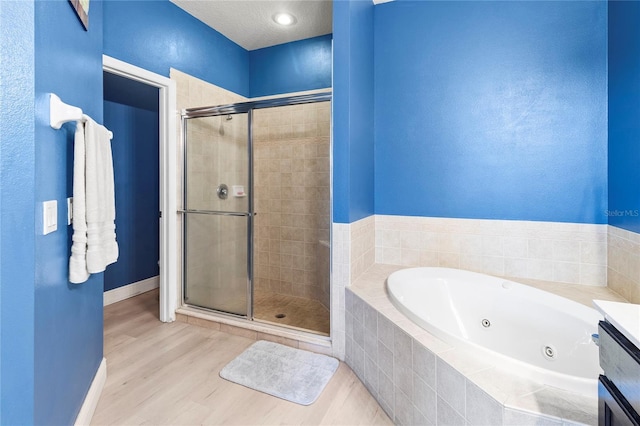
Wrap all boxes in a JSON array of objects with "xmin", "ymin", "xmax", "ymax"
[{"xmin": 253, "ymin": 291, "xmax": 330, "ymax": 335}]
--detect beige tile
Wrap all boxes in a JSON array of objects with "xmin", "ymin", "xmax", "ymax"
[
  {"xmin": 176, "ymin": 313, "xmax": 189, "ymax": 323},
  {"xmin": 506, "ymin": 387, "xmax": 597, "ymax": 425},
  {"xmin": 255, "ymin": 332, "xmax": 299, "ymax": 348},
  {"xmin": 298, "ymin": 341, "xmax": 333, "ymax": 356},
  {"xmin": 220, "ymin": 324, "xmax": 258, "ymax": 340},
  {"xmin": 187, "ymin": 316, "xmax": 222, "ymax": 331},
  {"xmin": 552, "ymin": 262, "xmax": 580, "ymax": 284},
  {"xmin": 254, "ymin": 291, "xmax": 330, "ymax": 335}
]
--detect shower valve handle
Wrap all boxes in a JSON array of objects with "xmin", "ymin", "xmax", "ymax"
[{"xmin": 217, "ymin": 184, "xmax": 229, "ymax": 200}]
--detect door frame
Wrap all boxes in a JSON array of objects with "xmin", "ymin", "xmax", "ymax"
[{"xmin": 102, "ymin": 54, "xmax": 177, "ymax": 322}]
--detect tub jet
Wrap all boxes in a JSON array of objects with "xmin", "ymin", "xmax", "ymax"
[{"xmin": 543, "ymin": 345, "xmax": 556, "ymax": 359}]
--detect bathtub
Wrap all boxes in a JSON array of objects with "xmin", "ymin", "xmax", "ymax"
[{"xmin": 386, "ymin": 267, "xmax": 602, "ymax": 396}]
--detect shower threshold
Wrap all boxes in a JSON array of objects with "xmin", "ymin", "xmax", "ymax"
[
  {"xmin": 176, "ymin": 305, "xmax": 332, "ymax": 356},
  {"xmin": 253, "ymin": 317, "xmax": 329, "ymax": 337}
]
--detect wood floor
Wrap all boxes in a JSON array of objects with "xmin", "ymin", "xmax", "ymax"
[{"xmin": 92, "ymin": 290, "xmax": 391, "ymax": 425}]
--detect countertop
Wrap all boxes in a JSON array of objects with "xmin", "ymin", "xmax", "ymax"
[{"xmin": 594, "ymin": 299, "xmax": 640, "ymax": 349}]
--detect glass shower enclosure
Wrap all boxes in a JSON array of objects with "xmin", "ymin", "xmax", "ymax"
[
  {"xmin": 182, "ymin": 111, "xmax": 251, "ymax": 316},
  {"xmin": 181, "ymin": 93, "xmax": 331, "ymax": 325}
]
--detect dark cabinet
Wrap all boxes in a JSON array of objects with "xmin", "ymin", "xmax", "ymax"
[{"xmin": 599, "ymin": 321, "xmax": 640, "ymax": 425}]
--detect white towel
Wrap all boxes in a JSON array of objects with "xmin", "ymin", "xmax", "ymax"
[
  {"xmin": 69, "ymin": 118, "xmax": 118, "ymax": 284},
  {"xmin": 69, "ymin": 122, "xmax": 90, "ymax": 284}
]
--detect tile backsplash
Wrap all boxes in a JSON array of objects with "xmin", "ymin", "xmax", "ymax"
[
  {"xmin": 608, "ymin": 226, "xmax": 640, "ymax": 303},
  {"xmin": 375, "ymin": 215, "xmax": 608, "ymax": 286}
]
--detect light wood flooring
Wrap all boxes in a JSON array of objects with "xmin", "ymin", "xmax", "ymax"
[
  {"xmin": 253, "ymin": 291, "xmax": 330, "ymax": 335},
  {"xmin": 92, "ymin": 289, "xmax": 391, "ymax": 425}
]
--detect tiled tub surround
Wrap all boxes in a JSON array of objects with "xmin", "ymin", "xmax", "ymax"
[
  {"xmin": 332, "ymin": 216, "xmax": 376, "ymax": 359},
  {"xmin": 253, "ymin": 102, "xmax": 331, "ymax": 303},
  {"xmin": 346, "ymin": 264, "xmax": 626, "ymax": 425},
  {"xmin": 318, "ymin": 240, "xmax": 331, "ymax": 310},
  {"xmin": 376, "ymin": 216, "xmax": 608, "ymax": 287},
  {"xmin": 608, "ymin": 226, "xmax": 640, "ymax": 304}
]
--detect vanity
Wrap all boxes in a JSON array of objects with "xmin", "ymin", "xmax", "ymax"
[{"xmin": 594, "ymin": 300, "xmax": 640, "ymax": 425}]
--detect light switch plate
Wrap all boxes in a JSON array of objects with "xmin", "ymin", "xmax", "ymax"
[{"xmin": 43, "ymin": 200, "xmax": 57, "ymax": 235}]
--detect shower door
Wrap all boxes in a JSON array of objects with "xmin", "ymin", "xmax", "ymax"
[{"xmin": 183, "ymin": 112, "xmax": 252, "ymax": 316}]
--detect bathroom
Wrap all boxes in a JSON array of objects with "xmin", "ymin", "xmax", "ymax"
[{"xmin": 2, "ymin": 0, "xmax": 640, "ymax": 424}]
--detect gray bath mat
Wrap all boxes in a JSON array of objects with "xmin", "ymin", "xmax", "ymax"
[{"xmin": 219, "ymin": 340, "xmax": 339, "ymax": 405}]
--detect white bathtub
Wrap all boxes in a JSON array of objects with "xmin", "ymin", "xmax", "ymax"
[{"xmin": 387, "ymin": 267, "xmax": 602, "ymax": 396}]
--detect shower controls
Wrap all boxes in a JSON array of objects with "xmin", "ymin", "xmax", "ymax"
[
  {"xmin": 217, "ymin": 184, "xmax": 229, "ymax": 200},
  {"xmin": 233, "ymin": 185, "xmax": 246, "ymax": 197}
]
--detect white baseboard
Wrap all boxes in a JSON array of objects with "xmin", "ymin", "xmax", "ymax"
[
  {"xmin": 75, "ymin": 357, "xmax": 107, "ymax": 426},
  {"xmin": 104, "ymin": 275, "xmax": 159, "ymax": 306}
]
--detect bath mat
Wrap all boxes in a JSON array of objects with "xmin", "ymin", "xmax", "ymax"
[{"xmin": 219, "ymin": 340, "xmax": 339, "ymax": 405}]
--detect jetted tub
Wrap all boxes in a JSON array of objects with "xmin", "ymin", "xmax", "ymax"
[{"xmin": 387, "ymin": 267, "xmax": 602, "ymax": 396}]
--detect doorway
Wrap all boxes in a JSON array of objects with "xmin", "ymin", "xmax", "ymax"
[
  {"xmin": 102, "ymin": 55, "xmax": 177, "ymax": 322},
  {"xmin": 103, "ymin": 72, "xmax": 160, "ymax": 302}
]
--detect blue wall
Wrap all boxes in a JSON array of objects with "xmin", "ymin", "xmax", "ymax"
[
  {"xmin": 608, "ymin": 1, "xmax": 640, "ymax": 233},
  {"xmin": 104, "ymin": 2, "xmax": 334, "ymax": 100},
  {"xmin": 333, "ymin": 0, "xmax": 375, "ymax": 223},
  {"xmin": 103, "ymin": 0, "xmax": 250, "ymax": 97},
  {"xmin": 0, "ymin": 2, "xmax": 36, "ymax": 424},
  {"xmin": 104, "ymin": 75, "xmax": 160, "ymax": 292},
  {"xmin": 33, "ymin": 0, "xmax": 104, "ymax": 423},
  {"xmin": 374, "ymin": 1, "xmax": 608, "ymax": 224},
  {"xmin": 250, "ymin": 34, "xmax": 332, "ymax": 97}
]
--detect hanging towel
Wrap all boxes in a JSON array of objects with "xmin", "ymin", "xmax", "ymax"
[
  {"xmin": 69, "ymin": 118, "xmax": 118, "ymax": 284},
  {"xmin": 69, "ymin": 122, "xmax": 90, "ymax": 284}
]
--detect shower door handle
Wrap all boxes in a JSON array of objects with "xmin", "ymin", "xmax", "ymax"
[{"xmin": 178, "ymin": 209, "xmax": 252, "ymax": 217}]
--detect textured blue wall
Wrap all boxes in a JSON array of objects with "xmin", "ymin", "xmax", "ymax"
[
  {"xmin": 0, "ymin": 2, "xmax": 36, "ymax": 424},
  {"xmin": 608, "ymin": 1, "xmax": 640, "ymax": 233},
  {"xmin": 250, "ymin": 35, "xmax": 332, "ymax": 97},
  {"xmin": 333, "ymin": 0, "xmax": 375, "ymax": 223},
  {"xmin": 34, "ymin": 0, "xmax": 104, "ymax": 424},
  {"xmin": 104, "ymin": 2, "xmax": 331, "ymax": 100},
  {"xmin": 103, "ymin": 94, "xmax": 160, "ymax": 292},
  {"xmin": 103, "ymin": 0, "xmax": 250, "ymax": 97},
  {"xmin": 374, "ymin": 1, "xmax": 608, "ymax": 224}
]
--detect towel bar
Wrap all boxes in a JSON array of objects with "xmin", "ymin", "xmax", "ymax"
[{"xmin": 49, "ymin": 93, "xmax": 113, "ymax": 139}]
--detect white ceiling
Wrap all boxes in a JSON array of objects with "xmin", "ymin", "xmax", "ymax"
[{"xmin": 170, "ymin": 0, "xmax": 333, "ymax": 51}]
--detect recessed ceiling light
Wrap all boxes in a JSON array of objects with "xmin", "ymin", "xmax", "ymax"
[{"xmin": 273, "ymin": 12, "xmax": 297, "ymax": 26}]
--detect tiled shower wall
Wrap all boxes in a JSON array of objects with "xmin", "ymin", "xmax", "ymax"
[{"xmin": 253, "ymin": 102, "xmax": 331, "ymax": 303}]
